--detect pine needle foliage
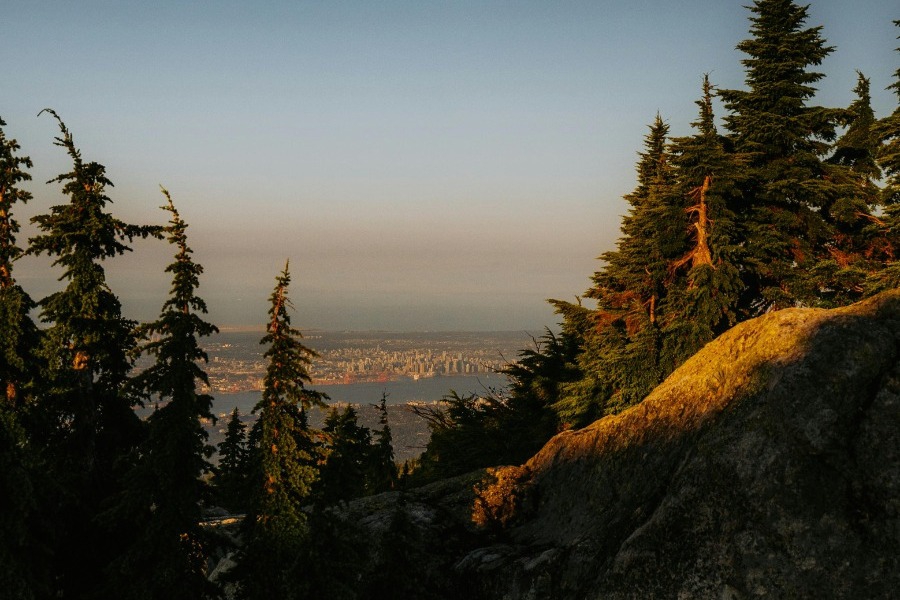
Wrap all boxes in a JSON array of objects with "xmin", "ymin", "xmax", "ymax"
[
  {"xmin": 238, "ymin": 262, "xmax": 327, "ymax": 599},
  {"xmin": 554, "ymin": 116, "xmax": 685, "ymax": 427},
  {"xmin": 367, "ymin": 392, "xmax": 398, "ymax": 494},
  {"xmin": 868, "ymin": 21, "xmax": 900, "ymax": 292},
  {"xmin": 0, "ymin": 116, "xmax": 32, "ymax": 285},
  {"xmin": 317, "ymin": 405, "xmax": 371, "ymax": 504},
  {"xmin": 27, "ymin": 109, "xmax": 161, "ymax": 463},
  {"xmin": 661, "ymin": 75, "xmax": 745, "ymax": 372},
  {"xmin": 718, "ymin": 0, "xmax": 840, "ymax": 312},
  {"xmin": 217, "ymin": 407, "xmax": 250, "ymax": 512},
  {"xmin": 103, "ymin": 188, "xmax": 219, "ymax": 600},
  {"xmin": 26, "ymin": 110, "xmax": 161, "ymax": 598},
  {"xmin": 815, "ymin": 73, "xmax": 887, "ymax": 303},
  {"xmin": 879, "ymin": 21, "xmax": 900, "ymax": 206},
  {"xmin": 0, "ymin": 115, "xmax": 39, "ymax": 411}
]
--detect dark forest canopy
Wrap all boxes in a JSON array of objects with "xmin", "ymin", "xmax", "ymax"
[{"xmin": 0, "ymin": 3, "xmax": 899, "ymax": 598}]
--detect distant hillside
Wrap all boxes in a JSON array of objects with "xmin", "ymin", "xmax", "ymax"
[{"xmin": 333, "ymin": 290, "xmax": 900, "ymax": 599}]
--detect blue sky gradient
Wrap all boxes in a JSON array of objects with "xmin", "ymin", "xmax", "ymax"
[{"xmin": 4, "ymin": 1, "xmax": 898, "ymax": 329}]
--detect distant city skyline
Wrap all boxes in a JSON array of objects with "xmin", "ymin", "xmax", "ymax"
[{"xmin": 5, "ymin": 1, "xmax": 898, "ymax": 330}]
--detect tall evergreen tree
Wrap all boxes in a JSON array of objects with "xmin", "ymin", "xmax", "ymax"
[
  {"xmin": 554, "ymin": 115, "xmax": 684, "ymax": 426},
  {"xmin": 815, "ymin": 73, "xmax": 886, "ymax": 303},
  {"xmin": 217, "ymin": 407, "xmax": 250, "ymax": 512},
  {"xmin": 0, "ymin": 116, "xmax": 47, "ymax": 600},
  {"xmin": 317, "ymin": 405, "xmax": 371, "ymax": 504},
  {"xmin": 879, "ymin": 21, "xmax": 900, "ymax": 206},
  {"xmin": 26, "ymin": 110, "xmax": 161, "ymax": 598},
  {"xmin": 103, "ymin": 188, "xmax": 219, "ymax": 600},
  {"xmin": 238, "ymin": 262, "xmax": 327, "ymax": 599},
  {"xmin": 718, "ymin": 0, "xmax": 840, "ymax": 311},
  {"xmin": 553, "ymin": 84, "xmax": 746, "ymax": 427},
  {"xmin": 367, "ymin": 392, "xmax": 398, "ymax": 494},
  {"xmin": 501, "ymin": 327, "xmax": 578, "ymax": 435},
  {"xmin": 0, "ymin": 116, "xmax": 39, "ymax": 410},
  {"xmin": 661, "ymin": 75, "xmax": 744, "ymax": 370},
  {"xmin": 590, "ymin": 114, "xmax": 683, "ymax": 326},
  {"xmin": 869, "ymin": 20, "xmax": 900, "ymax": 292}
]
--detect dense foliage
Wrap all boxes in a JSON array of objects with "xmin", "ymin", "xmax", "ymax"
[
  {"xmin": 216, "ymin": 407, "xmax": 250, "ymax": 512},
  {"xmin": 0, "ymin": 3, "xmax": 898, "ymax": 598},
  {"xmin": 234, "ymin": 264, "xmax": 327, "ymax": 599}
]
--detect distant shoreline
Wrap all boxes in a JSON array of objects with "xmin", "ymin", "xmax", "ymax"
[
  {"xmin": 214, "ymin": 327, "xmax": 550, "ymax": 335},
  {"xmin": 209, "ymin": 371, "xmax": 504, "ymax": 394},
  {"xmin": 206, "ymin": 373, "xmax": 508, "ymax": 411}
]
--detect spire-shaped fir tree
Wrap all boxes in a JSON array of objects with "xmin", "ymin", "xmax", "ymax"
[
  {"xmin": 718, "ymin": 0, "xmax": 840, "ymax": 311},
  {"xmin": 367, "ymin": 392, "xmax": 398, "ymax": 494},
  {"xmin": 661, "ymin": 75, "xmax": 744, "ymax": 372},
  {"xmin": 26, "ymin": 110, "xmax": 161, "ymax": 598},
  {"xmin": 103, "ymin": 188, "xmax": 219, "ymax": 600},
  {"xmin": 217, "ymin": 407, "xmax": 250, "ymax": 512},
  {"xmin": 869, "ymin": 20, "xmax": 900, "ymax": 292},
  {"xmin": 0, "ymin": 116, "xmax": 39, "ymax": 410},
  {"xmin": 592, "ymin": 114, "xmax": 683, "ymax": 322},
  {"xmin": 879, "ymin": 21, "xmax": 900, "ymax": 206},
  {"xmin": 814, "ymin": 72, "xmax": 886, "ymax": 303},
  {"xmin": 553, "ymin": 115, "xmax": 684, "ymax": 426},
  {"xmin": 317, "ymin": 405, "xmax": 372, "ymax": 504},
  {"xmin": 237, "ymin": 262, "xmax": 327, "ymax": 599}
]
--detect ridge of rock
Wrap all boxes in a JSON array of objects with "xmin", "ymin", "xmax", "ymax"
[{"xmin": 349, "ymin": 291, "xmax": 900, "ymax": 599}]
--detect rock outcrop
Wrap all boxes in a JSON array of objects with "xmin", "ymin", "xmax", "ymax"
[{"xmin": 346, "ymin": 291, "xmax": 900, "ymax": 599}]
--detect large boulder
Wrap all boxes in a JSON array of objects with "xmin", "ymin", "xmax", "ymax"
[{"xmin": 350, "ymin": 291, "xmax": 900, "ymax": 599}]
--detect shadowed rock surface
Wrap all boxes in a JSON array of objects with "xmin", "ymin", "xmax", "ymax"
[{"xmin": 343, "ymin": 290, "xmax": 900, "ymax": 599}]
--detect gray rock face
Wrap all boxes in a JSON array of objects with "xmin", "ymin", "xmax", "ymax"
[{"xmin": 349, "ymin": 292, "xmax": 900, "ymax": 599}]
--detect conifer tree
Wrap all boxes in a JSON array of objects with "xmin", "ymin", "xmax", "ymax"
[
  {"xmin": 718, "ymin": 0, "xmax": 840, "ymax": 311},
  {"xmin": 830, "ymin": 74, "xmax": 881, "ymax": 177},
  {"xmin": 554, "ymin": 115, "xmax": 684, "ymax": 426},
  {"xmin": 879, "ymin": 21, "xmax": 900, "ymax": 206},
  {"xmin": 26, "ymin": 110, "xmax": 161, "ymax": 598},
  {"xmin": 815, "ymin": 73, "xmax": 886, "ymax": 303},
  {"xmin": 501, "ymin": 327, "xmax": 578, "ymax": 435},
  {"xmin": 217, "ymin": 407, "xmax": 250, "ymax": 512},
  {"xmin": 238, "ymin": 262, "xmax": 327, "ymax": 599},
  {"xmin": 0, "ymin": 116, "xmax": 39, "ymax": 410},
  {"xmin": 407, "ymin": 331, "xmax": 569, "ymax": 485},
  {"xmin": 661, "ymin": 75, "xmax": 744, "ymax": 370},
  {"xmin": 318, "ymin": 405, "xmax": 372, "ymax": 504},
  {"xmin": 539, "ymin": 301, "xmax": 595, "ymax": 426},
  {"xmin": 367, "ymin": 392, "xmax": 398, "ymax": 494},
  {"xmin": 590, "ymin": 114, "xmax": 682, "ymax": 326},
  {"xmin": 869, "ymin": 20, "xmax": 900, "ymax": 292},
  {"xmin": 103, "ymin": 188, "xmax": 219, "ymax": 600},
  {"xmin": 0, "ymin": 116, "xmax": 47, "ymax": 600}
]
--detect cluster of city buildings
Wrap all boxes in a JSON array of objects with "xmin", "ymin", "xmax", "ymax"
[
  {"xmin": 201, "ymin": 332, "xmax": 523, "ymax": 393},
  {"xmin": 314, "ymin": 346, "xmax": 504, "ymax": 384}
]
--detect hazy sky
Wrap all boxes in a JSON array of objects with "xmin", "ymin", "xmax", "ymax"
[{"xmin": 4, "ymin": 1, "xmax": 898, "ymax": 330}]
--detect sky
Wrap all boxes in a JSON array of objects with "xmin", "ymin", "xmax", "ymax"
[{"xmin": 4, "ymin": 0, "xmax": 898, "ymax": 330}]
